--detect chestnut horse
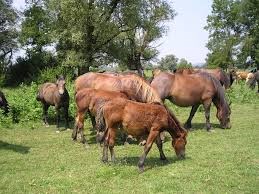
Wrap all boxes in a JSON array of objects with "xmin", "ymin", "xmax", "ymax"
[
  {"xmin": 151, "ymin": 71, "xmax": 231, "ymax": 131},
  {"xmin": 72, "ymin": 88, "xmax": 128, "ymax": 145},
  {"xmin": 95, "ymin": 98, "xmax": 187, "ymax": 172},
  {"xmin": 36, "ymin": 75, "xmax": 69, "ymax": 129},
  {"xmin": 0, "ymin": 91, "xmax": 9, "ymax": 115}
]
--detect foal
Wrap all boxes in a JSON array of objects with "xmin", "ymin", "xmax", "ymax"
[
  {"xmin": 36, "ymin": 75, "xmax": 69, "ymax": 129},
  {"xmin": 72, "ymin": 88, "xmax": 128, "ymax": 145},
  {"xmin": 96, "ymin": 98, "xmax": 187, "ymax": 172}
]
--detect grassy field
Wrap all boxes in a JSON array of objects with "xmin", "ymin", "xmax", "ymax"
[{"xmin": 0, "ymin": 85, "xmax": 259, "ymax": 193}]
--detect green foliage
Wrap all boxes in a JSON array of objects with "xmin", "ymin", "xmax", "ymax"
[
  {"xmin": 0, "ymin": 0, "xmax": 19, "ymax": 83},
  {"xmin": 205, "ymin": 0, "xmax": 259, "ymax": 68},
  {"xmin": 158, "ymin": 54, "xmax": 178, "ymax": 71},
  {"xmin": 0, "ymin": 79, "xmax": 76, "ymax": 128},
  {"xmin": 177, "ymin": 58, "xmax": 192, "ymax": 69},
  {"xmin": 4, "ymin": 51, "xmax": 57, "ymax": 86}
]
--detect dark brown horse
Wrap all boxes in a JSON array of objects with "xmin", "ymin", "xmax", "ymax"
[
  {"xmin": 72, "ymin": 88, "xmax": 128, "ymax": 145},
  {"xmin": 96, "ymin": 98, "xmax": 187, "ymax": 172},
  {"xmin": 0, "ymin": 91, "xmax": 9, "ymax": 115},
  {"xmin": 247, "ymin": 71, "xmax": 259, "ymax": 92},
  {"xmin": 151, "ymin": 71, "xmax": 231, "ymax": 131},
  {"xmin": 175, "ymin": 68, "xmax": 233, "ymax": 89},
  {"xmin": 36, "ymin": 75, "xmax": 69, "ymax": 129}
]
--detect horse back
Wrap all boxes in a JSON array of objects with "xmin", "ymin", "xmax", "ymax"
[{"xmin": 104, "ymin": 99, "xmax": 168, "ymax": 137}]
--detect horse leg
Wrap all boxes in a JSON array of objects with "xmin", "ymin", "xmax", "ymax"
[
  {"xmin": 156, "ymin": 133, "xmax": 167, "ymax": 160},
  {"xmin": 108, "ymin": 128, "xmax": 116, "ymax": 162},
  {"xmin": 88, "ymin": 110, "xmax": 96, "ymax": 130},
  {"xmin": 43, "ymin": 104, "xmax": 50, "ymax": 126},
  {"xmin": 138, "ymin": 130, "xmax": 159, "ymax": 173},
  {"xmin": 257, "ymin": 80, "xmax": 259, "ymax": 93},
  {"xmin": 184, "ymin": 104, "xmax": 199, "ymax": 129},
  {"xmin": 102, "ymin": 129, "xmax": 110, "ymax": 163},
  {"xmin": 55, "ymin": 106, "xmax": 60, "ymax": 129},
  {"xmin": 76, "ymin": 111, "xmax": 87, "ymax": 145},
  {"xmin": 203, "ymin": 100, "xmax": 212, "ymax": 131}
]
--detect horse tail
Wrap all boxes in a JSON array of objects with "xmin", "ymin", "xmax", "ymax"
[{"xmin": 95, "ymin": 103, "xmax": 107, "ymax": 143}]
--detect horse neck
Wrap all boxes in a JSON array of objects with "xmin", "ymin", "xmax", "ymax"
[
  {"xmin": 166, "ymin": 107, "xmax": 184, "ymax": 138},
  {"xmin": 151, "ymin": 74, "xmax": 173, "ymax": 101},
  {"xmin": 212, "ymin": 86, "xmax": 229, "ymax": 118},
  {"xmin": 125, "ymin": 76, "xmax": 162, "ymax": 103}
]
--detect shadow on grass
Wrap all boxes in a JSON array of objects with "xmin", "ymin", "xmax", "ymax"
[
  {"xmin": 0, "ymin": 140, "xmax": 30, "ymax": 154},
  {"xmin": 111, "ymin": 155, "xmax": 191, "ymax": 169},
  {"xmin": 188, "ymin": 122, "xmax": 221, "ymax": 131}
]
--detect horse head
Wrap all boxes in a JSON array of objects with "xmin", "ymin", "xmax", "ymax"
[
  {"xmin": 172, "ymin": 130, "xmax": 187, "ymax": 159},
  {"xmin": 216, "ymin": 102, "xmax": 231, "ymax": 129},
  {"xmin": 56, "ymin": 75, "xmax": 66, "ymax": 95}
]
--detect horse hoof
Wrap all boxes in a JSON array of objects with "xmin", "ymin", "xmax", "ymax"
[
  {"xmin": 66, "ymin": 128, "xmax": 71, "ymax": 131},
  {"xmin": 55, "ymin": 130, "xmax": 60, "ymax": 133}
]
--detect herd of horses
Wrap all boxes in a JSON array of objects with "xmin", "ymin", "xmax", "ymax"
[{"xmin": 0, "ymin": 68, "xmax": 258, "ymax": 172}]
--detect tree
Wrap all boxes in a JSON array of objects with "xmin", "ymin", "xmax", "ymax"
[
  {"xmin": 46, "ymin": 0, "xmax": 175, "ymax": 75},
  {"xmin": 205, "ymin": 0, "xmax": 259, "ymax": 69},
  {"xmin": 19, "ymin": 0, "xmax": 51, "ymax": 53},
  {"xmin": 177, "ymin": 58, "xmax": 192, "ymax": 69},
  {"xmin": 158, "ymin": 54, "xmax": 178, "ymax": 71},
  {"xmin": 0, "ymin": 0, "xmax": 18, "ymax": 81}
]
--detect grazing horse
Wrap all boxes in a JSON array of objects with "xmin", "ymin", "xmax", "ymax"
[
  {"xmin": 72, "ymin": 88, "xmax": 129, "ymax": 145},
  {"xmin": 246, "ymin": 71, "xmax": 259, "ymax": 93},
  {"xmin": 36, "ymin": 75, "xmax": 69, "ymax": 129},
  {"xmin": 151, "ymin": 71, "xmax": 231, "ymax": 131},
  {"xmin": 175, "ymin": 68, "xmax": 233, "ymax": 89},
  {"xmin": 95, "ymin": 98, "xmax": 187, "ymax": 172},
  {"xmin": 194, "ymin": 68, "xmax": 233, "ymax": 89},
  {"xmin": 0, "ymin": 91, "xmax": 9, "ymax": 115}
]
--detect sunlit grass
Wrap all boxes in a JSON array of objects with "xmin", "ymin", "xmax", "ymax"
[{"xmin": 0, "ymin": 99, "xmax": 258, "ymax": 193}]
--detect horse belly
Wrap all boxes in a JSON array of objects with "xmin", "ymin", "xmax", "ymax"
[{"xmin": 122, "ymin": 119, "xmax": 148, "ymax": 137}]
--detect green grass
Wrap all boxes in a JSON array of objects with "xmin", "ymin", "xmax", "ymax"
[{"xmin": 1, "ymin": 98, "xmax": 259, "ymax": 193}]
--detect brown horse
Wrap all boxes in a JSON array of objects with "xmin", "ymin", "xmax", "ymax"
[
  {"xmin": 151, "ymin": 71, "xmax": 231, "ymax": 131},
  {"xmin": 0, "ymin": 91, "xmax": 9, "ymax": 115},
  {"xmin": 72, "ymin": 88, "xmax": 128, "ymax": 145},
  {"xmin": 247, "ymin": 71, "xmax": 259, "ymax": 92},
  {"xmin": 36, "ymin": 75, "xmax": 69, "ymax": 129},
  {"xmin": 95, "ymin": 98, "xmax": 187, "ymax": 172},
  {"xmin": 75, "ymin": 72, "xmax": 163, "ymax": 140},
  {"xmin": 175, "ymin": 68, "xmax": 233, "ymax": 89},
  {"xmin": 75, "ymin": 72, "xmax": 162, "ymax": 103}
]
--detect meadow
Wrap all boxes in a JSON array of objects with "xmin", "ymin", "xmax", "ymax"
[{"xmin": 0, "ymin": 81, "xmax": 259, "ymax": 193}]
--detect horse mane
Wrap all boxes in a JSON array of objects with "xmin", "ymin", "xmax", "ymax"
[
  {"xmin": 219, "ymin": 69, "xmax": 231, "ymax": 89},
  {"xmin": 198, "ymin": 72, "xmax": 230, "ymax": 115},
  {"xmin": 163, "ymin": 105, "xmax": 186, "ymax": 136},
  {"xmin": 125, "ymin": 74, "xmax": 162, "ymax": 103}
]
